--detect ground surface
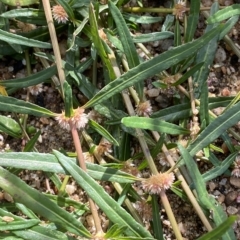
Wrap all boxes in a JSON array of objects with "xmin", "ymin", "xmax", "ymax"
[{"xmin": 0, "ymin": 0, "xmax": 240, "ymax": 239}]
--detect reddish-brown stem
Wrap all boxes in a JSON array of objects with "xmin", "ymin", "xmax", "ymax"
[{"xmin": 70, "ymin": 124, "xmax": 103, "ymax": 235}]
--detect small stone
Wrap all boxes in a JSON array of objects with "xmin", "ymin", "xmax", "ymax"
[
  {"xmin": 230, "ymin": 176, "xmax": 240, "ymax": 188},
  {"xmin": 215, "ymin": 47, "xmax": 227, "ymax": 63},
  {"xmin": 40, "ymin": 117, "xmax": 49, "ymax": 125},
  {"xmin": 226, "ymin": 206, "xmax": 238, "ymax": 215},
  {"xmin": 213, "ymin": 190, "xmax": 221, "ymax": 196},
  {"xmin": 217, "ymin": 194, "xmax": 225, "ymax": 204},
  {"xmin": 147, "ymin": 88, "xmax": 160, "ymax": 97},
  {"xmin": 219, "ymin": 178, "xmax": 228, "ymax": 185},
  {"xmin": 178, "ymin": 222, "xmax": 186, "ymax": 235},
  {"xmin": 65, "ymin": 184, "xmax": 76, "ymax": 195},
  {"xmin": 225, "ymin": 191, "xmax": 238, "ymax": 205}
]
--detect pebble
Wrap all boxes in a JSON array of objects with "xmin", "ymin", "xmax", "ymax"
[
  {"xmin": 226, "ymin": 206, "xmax": 238, "ymax": 215},
  {"xmin": 217, "ymin": 194, "xmax": 225, "ymax": 204},
  {"xmin": 225, "ymin": 191, "xmax": 238, "ymax": 206},
  {"xmin": 147, "ymin": 88, "xmax": 160, "ymax": 97},
  {"xmin": 215, "ymin": 47, "xmax": 227, "ymax": 63},
  {"xmin": 219, "ymin": 178, "xmax": 228, "ymax": 185},
  {"xmin": 65, "ymin": 184, "xmax": 76, "ymax": 195},
  {"xmin": 230, "ymin": 176, "xmax": 240, "ymax": 188}
]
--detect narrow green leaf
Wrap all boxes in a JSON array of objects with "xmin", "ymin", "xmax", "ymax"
[
  {"xmin": 83, "ymin": 25, "xmax": 223, "ymax": 108},
  {"xmin": 207, "ymin": 4, "xmax": 240, "ymax": 24},
  {"xmin": 0, "ymin": 219, "xmax": 39, "ymax": 231},
  {"xmin": 123, "ymin": 13, "xmax": 162, "ymax": 24},
  {"xmin": 0, "ymin": 66, "xmax": 57, "ymax": 89},
  {"xmin": 197, "ymin": 216, "xmax": 237, "ymax": 240},
  {"xmin": 23, "ymin": 130, "xmax": 41, "ymax": 152},
  {"xmin": 43, "ymin": 194, "xmax": 88, "ymax": 211},
  {"xmin": 161, "ymin": 14, "xmax": 174, "ymax": 31},
  {"xmin": 15, "ymin": 203, "xmax": 38, "ymax": 220},
  {"xmin": 0, "ymin": 115, "xmax": 22, "ymax": 138},
  {"xmin": 0, "ymin": 167, "xmax": 91, "ymax": 237},
  {"xmin": 172, "ymin": 62, "xmax": 204, "ymax": 86},
  {"xmin": 132, "ymin": 32, "xmax": 173, "ymax": 43},
  {"xmin": 151, "ymin": 196, "xmax": 164, "ymax": 240},
  {"xmin": 54, "ymin": 150, "xmax": 153, "ymax": 239},
  {"xmin": 105, "ymin": 224, "xmax": 127, "ymax": 238},
  {"xmin": 109, "ymin": 0, "xmax": 143, "ymax": 100},
  {"xmin": 0, "ymin": 29, "xmax": 51, "ymax": 48},
  {"xmin": 13, "ymin": 225, "xmax": 71, "ymax": 240},
  {"xmin": 219, "ymin": 15, "xmax": 239, "ymax": 40},
  {"xmin": 0, "ymin": 152, "xmax": 137, "ymax": 183},
  {"xmin": 68, "ymin": 17, "xmax": 89, "ymax": 51},
  {"xmin": 122, "ymin": 117, "xmax": 190, "ymax": 135},
  {"xmin": 89, "ymin": 119, "xmax": 119, "ymax": 146},
  {"xmin": 151, "ymin": 103, "xmax": 191, "ymax": 121},
  {"xmin": 188, "ymin": 101, "xmax": 240, "ymax": 156},
  {"xmin": 0, "ymin": 0, "xmax": 38, "ymax": 6},
  {"xmin": 184, "ymin": 0, "xmax": 200, "ymax": 42},
  {"xmin": 89, "ymin": 3, "xmax": 116, "ymax": 80},
  {"xmin": 199, "ymin": 82, "xmax": 209, "ymax": 128},
  {"xmin": 0, "ymin": 95, "xmax": 55, "ymax": 117},
  {"xmin": 63, "ymin": 81, "xmax": 73, "ymax": 117},
  {"xmin": 178, "ymin": 144, "xmax": 236, "ymax": 240},
  {"xmin": 193, "ymin": 2, "xmax": 219, "ymax": 98},
  {"xmin": 202, "ymin": 152, "xmax": 237, "ymax": 182},
  {"xmin": 1, "ymin": 8, "xmax": 46, "ymax": 25}
]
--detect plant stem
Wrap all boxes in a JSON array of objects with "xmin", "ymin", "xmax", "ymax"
[
  {"xmin": 81, "ymin": 130, "xmax": 144, "ymax": 224},
  {"xmin": 42, "ymin": 0, "xmax": 65, "ymax": 95},
  {"xmin": 70, "ymin": 125, "xmax": 103, "ymax": 235},
  {"xmin": 109, "ymin": 50, "xmax": 183, "ymax": 239},
  {"xmin": 160, "ymin": 191, "xmax": 183, "ymax": 240},
  {"xmin": 123, "ymin": 6, "xmax": 224, "ymax": 13}
]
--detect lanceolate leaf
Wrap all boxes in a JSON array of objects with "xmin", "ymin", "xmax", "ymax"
[
  {"xmin": 132, "ymin": 32, "xmax": 174, "ymax": 43},
  {"xmin": 83, "ymin": 25, "xmax": 223, "ymax": 108},
  {"xmin": 207, "ymin": 4, "xmax": 240, "ymax": 24},
  {"xmin": 89, "ymin": 119, "xmax": 119, "ymax": 146},
  {"xmin": 0, "ymin": 219, "xmax": 39, "ymax": 231},
  {"xmin": 13, "ymin": 225, "xmax": 71, "ymax": 240},
  {"xmin": 0, "ymin": 167, "xmax": 91, "ymax": 238},
  {"xmin": 184, "ymin": 0, "xmax": 200, "ymax": 43},
  {"xmin": 121, "ymin": 117, "xmax": 190, "ymax": 135},
  {"xmin": 193, "ymin": 2, "xmax": 219, "ymax": 98},
  {"xmin": 122, "ymin": 13, "xmax": 163, "ymax": 24},
  {"xmin": 1, "ymin": 8, "xmax": 46, "ymax": 25},
  {"xmin": 178, "ymin": 144, "xmax": 236, "ymax": 240},
  {"xmin": 202, "ymin": 152, "xmax": 237, "ymax": 182},
  {"xmin": 0, "ymin": 115, "xmax": 22, "ymax": 138},
  {"xmin": 108, "ymin": 1, "xmax": 144, "ymax": 100},
  {"xmin": 197, "ymin": 216, "xmax": 237, "ymax": 240},
  {"xmin": 0, "ymin": 95, "xmax": 55, "ymax": 117},
  {"xmin": 188, "ymin": 101, "xmax": 240, "ymax": 156},
  {"xmin": 0, "ymin": 66, "xmax": 57, "ymax": 89},
  {"xmin": 219, "ymin": 15, "xmax": 239, "ymax": 40},
  {"xmin": 0, "ymin": 152, "xmax": 137, "ymax": 183},
  {"xmin": 0, "ymin": 29, "xmax": 51, "ymax": 48},
  {"xmin": 54, "ymin": 150, "xmax": 153, "ymax": 239}
]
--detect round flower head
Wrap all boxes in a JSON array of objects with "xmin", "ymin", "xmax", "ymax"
[
  {"xmin": 52, "ymin": 5, "xmax": 68, "ymax": 24},
  {"xmin": 28, "ymin": 84, "xmax": 43, "ymax": 96},
  {"xmin": 142, "ymin": 172, "xmax": 175, "ymax": 194},
  {"xmin": 55, "ymin": 107, "xmax": 88, "ymax": 131},
  {"xmin": 136, "ymin": 100, "xmax": 153, "ymax": 117},
  {"xmin": 173, "ymin": 0, "xmax": 187, "ymax": 20}
]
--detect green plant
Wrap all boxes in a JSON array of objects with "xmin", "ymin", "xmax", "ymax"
[{"xmin": 0, "ymin": 0, "xmax": 239, "ymax": 239}]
